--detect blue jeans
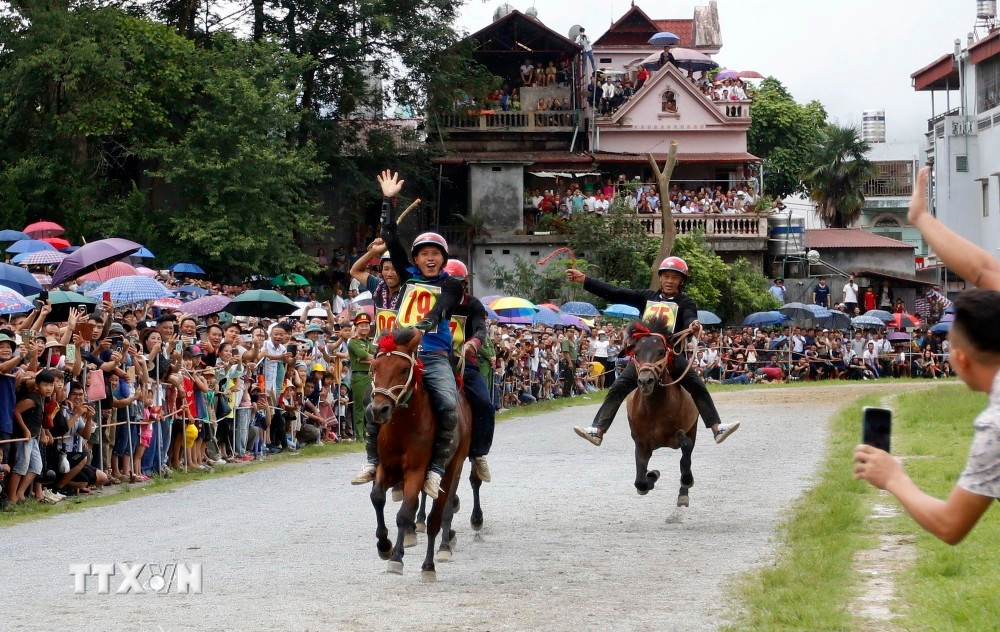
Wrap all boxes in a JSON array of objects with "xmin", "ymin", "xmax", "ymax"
[
  {"xmin": 235, "ymin": 407, "xmax": 251, "ymax": 455},
  {"xmin": 463, "ymin": 364, "xmax": 495, "ymax": 458},
  {"xmin": 420, "ymin": 352, "xmax": 459, "ymax": 473},
  {"xmin": 583, "ymin": 50, "xmax": 596, "ymax": 76},
  {"xmin": 14, "ymin": 438, "xmax": 41, "ymax": 475}
]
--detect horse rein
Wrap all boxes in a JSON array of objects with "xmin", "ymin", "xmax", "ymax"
[
  {"xmin": 371, "ymin": 349, "xmax": 418, "ymax": 408},
  {"xmin": 633, "ymin": 326, "xmax": 696, "ymax": 388}
]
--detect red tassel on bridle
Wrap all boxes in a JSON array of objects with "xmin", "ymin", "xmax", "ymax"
[{"xmin": 377, "ymin": 334, "xmax": 397, "ymax": 354}]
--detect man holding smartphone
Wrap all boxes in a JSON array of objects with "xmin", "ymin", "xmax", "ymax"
[{"xmin": 855, "ymin": 288, "xmax": 1000, "ymax": 544}]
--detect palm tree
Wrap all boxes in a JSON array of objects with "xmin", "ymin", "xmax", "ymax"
[{"xmin": 803, "ymin": 125, "xmax": 877, "ymax": 228}]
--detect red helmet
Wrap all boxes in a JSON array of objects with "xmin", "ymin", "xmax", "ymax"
[
  {"xmin": 443, "ymin": 259, "xmax": 468, "ymax": 280},
  {"xmin": 411, "ymin": 232, "xmax": 449, "ymax": 263},
  {"xmin": 658, "ymin": 256, "xmax": 689, "ymax": 278}
]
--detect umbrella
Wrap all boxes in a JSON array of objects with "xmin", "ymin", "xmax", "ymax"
[
  {"xmin": 39, "ymin": 236, "xmax": 70, "ymax": 250},
  {"xmin": 152, "ymin": 297, "xmax": 184, "ymax": 311},
  {"xmin": 61, "ymin": 246, "xmax": 79, "ymax": 253},
  {"xmin": 743, "ymin": 311, "xmax": 790, "ymax": 327},
  {"xmin": 697, "ymin": 310, "xmax": 722, "ymax": 326},
  {"xmin": 864, "ymin": 309, "xmax": 895, "ymax": 322},
  {"xmin": 6, "ymin": 239, "xmax": 55, "ymax": 254},
  {"xmin": 26, "ymin": 290, "xmax": 97, "ymax": 321},
  {"xmin": 739, "ymin": 70, "xmax": 764, "ymax": 79},
  {"xmin": 890, "ymin": 313, "xmax": 921, "ymax": 329},
  {"xmin": 49, "ymin": 238, "xmax": 142, "ymax": 288},
  {"xmin": 561, "ymin": 301, "xmax": 600, "ymax": 317},
  {"xmin": 668, "ymin": 47, "xmax": 719, "ymax": 72},
  {"xmin": 170, "ymin": 262, "xmax": 206, "ymax": 275},
  {"xmin": 939, "ymin": 313, "xmax": 955, "ymax": 323},
  {"xmin": 352, "ymin": 291, "xmax": 373, "ymax": 307},
  {"xmin": 15, "ymin": 250, "xmax": 66, "ymax": 266},
  {"xmin": 132, "ymin": 247, "xmax": 156, "ymax": 259},
  {"xmin": 930, "ymin": 322, "xmax": 950, "ymax": 334},
  {"xmin": 532, "ymin": 307, "xmax": 563, "ymax": 327},
  {"xmin": 851, "ymin": 315, "xmax": 885, "ymax": 329},
  {"xmin": 490, "ymin": 297, "xmax": 537, "ymax": 311},
  {"xmin": 887, "ymin": 332, "xmax": 911, "ymax": 342},
  {"xmin": 227, "ymin": 289, "xmax": 298, "ymax": 318},
  {"xmin": 817, "ymin": 311, "xmax": 852, "ymax": 331},
  {"xmin": 715, "ymin": 69, "xmax": 740, "ymax": 80},
  {"xmin": 79, "ymin": 261, "xmax": 140, "ymax": 283},
  {"xmin": 272, "ymin": 273, "xmax": 310, "ymax": 287},
  {"xmin": 0, "ymin": 262, "xmax": 44, "ymax": 295},
  {"xmin": 498, "ymin": 314, "xmax": 533, "ymax": 325},
  {"xmin": 780, "ymin": 302, "xmax": 824, "ymax": 327},
  {"xmin": 135, "ymin": 266, "xmax": 158, "ymax": 278},
  {"xmin": 0, "ymin": 230, "xmax": 29, "ymax": 242},
  {"xmin": 86, "ymin": 275, "xmax": 173, "ymax": 307},
  {"xmin": 184, "ymin": 294, "xmax": 233, "ymax": 317},
  {"xmin": 603, "ymin": 303, "xmax": 641, "ymax": 319},
  {"xmin": 647, "ymin": 31, "xmax": 680, "ymax": 46},
  {"xmin": 22, "ymin": 221, "xmax": 65, "ymax": 238},
  {"xmin": 560, "ymin": 314, "xmax": 591, "ymax": 331},
  {"xmin": 484, "ymin": 305, "xmax": 499, "ymax": 320},
  {"xmin": 0, "ymin": 286, "xmax": 32, "ymax": 315},
  {"xmin": 292, "ymin": 303, "xmax": 328, "ymax": 319},
  {"xmin": 31, "ymin": 273, "xmax": 52, "ymax": 287},
  {"xmin": 480, "ymin": 295, "xmax": 507, "ymax": 306},
  {"xmin": 537, "ymin": 303, "xmax": 561, "ymax": 312},
  {"xmin": 175, "ymin": 284, "xmax": 209, "ymax": 298}
]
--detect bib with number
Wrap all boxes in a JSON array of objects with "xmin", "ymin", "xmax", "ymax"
[
  {"xmin": 450, "ymin": 315, "xmax": 467, "ymax": 352},
  {"xmin": 374, "ymin": 309, "xmax": 398, "ymax": 340},
  {"xmin": 642, "ymin": 301, "xmax": 679, "ymax": 333},
  {"xmin": 397, "ymin": 283, "xmax": 440, "ymax": 328}
]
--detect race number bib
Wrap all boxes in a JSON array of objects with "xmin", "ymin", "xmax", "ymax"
[
  {"xmin": 375, "ymin": 309, "xmax": 397, "ymax": 339},
  {"xmin": 450, "ymin": 315, "xmax": 467, "ymax": 352},
  {"xmin": 642, "ymin": 301, "xmax": 679, "ymax": 333},
  {"xmin": 397, "ymin": 283, "xmax": 440, "ymax": 327}
]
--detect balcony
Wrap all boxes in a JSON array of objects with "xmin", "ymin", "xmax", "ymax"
[
  {"xmin": 713, "ymin": 100, "xmax": 752, "ymax": 121},
  {"xmin": 637, "ymin": 213, "xmax": 768, "ymax": 239},
  {"xmin": 440, "ymin": 110, "xmax": 579, "ymax": 132}
]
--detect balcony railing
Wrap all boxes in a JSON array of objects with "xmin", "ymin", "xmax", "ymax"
[
  {"xmin": 440, "ymin": 110, "xmax": 579, "ymax": 131},
  {"xmin": 863, "ymin": 178, "xmax": 913, "ymax": 197},
  {"xmin": 637, "ymin": 213, "xmax": 768, "ymax": 238},
  {"xmin": 713, "ymin": 100, "xmax": 752, "ymax": 120}
]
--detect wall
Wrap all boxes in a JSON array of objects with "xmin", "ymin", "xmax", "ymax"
[
  {"xmin": 470, "ymin": 234, "xmax": 571, "ymax": 297},
  {"xmin": 520, "ymin": 86, "xmax": 573, "ymax": 110},
  {"xmin": 469, "ymin": 163, "xmax": 525, "ymax": 236},
  {"xmin": 814, "ymin": 247, "xmax": 916, "ymax": 281}
]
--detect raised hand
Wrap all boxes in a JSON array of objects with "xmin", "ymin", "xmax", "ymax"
[
  {"xmin": 377, "ymin": 169, "xmax": 405, "ymax": 198},
  {"xmin": 565, "ymin": 268, "xmax": 586, "ymax": 284},
  {"xmin": 907, "ymin": 166, "xmax": 930, "ymax": 225}
]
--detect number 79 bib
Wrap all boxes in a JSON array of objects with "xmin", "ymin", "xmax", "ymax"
[{"xmin": 397, "ymin": 283, "xmax": 440, "ymax": 328}]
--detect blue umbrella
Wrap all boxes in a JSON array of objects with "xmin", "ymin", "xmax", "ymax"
[
  {"xmin": 865, "ymin": 309, "xmax": 895, "ymax": 322},
  {"xmin": 561, "ymin": 301, "xmax": 600, "ymax": 317},
  {"xmin": 175, "ymin": 284, "xmax": 209, "ymax": 297},
  {"xmin": 818, "ymin": 310, "xmax": 852, "ymax": 331},
  {"xmin": 0, "ymin": 286, "xmax": 33, "ymax": 315},
  {"xmin": 0, "ymin": 230, "xmax": 29, "ymax": 242},
  {"xmin": 131, "ymin": 246, "xmax": 156, "ymax": 259},
  {"xmin": 170, "ymin": 262, "xmax": 205, "ymax": 275},
  {"xmin": 697, "ymin": 310, "xmax": 722, "ymax": 326},
  {"xmin": 851, "ymin": 315, "xmax": 885, "ymax": 329},
  {"xmin": 61, "ymin": 245, "xmax": 80, "ymax": 253},
  {"xmin": 484, "ymin": 305, "xmax": 499, "ymax": 320},
  {"xmin": 930, "ymin": 322, "xmax": 950, "ymax": 334},
  {"xmin": 0, "ymin": 262, "xmax": 44, "ymax": 295},
  {"xmin": 603, "ymin": 303, "xmax": 640, "ymax": 319},
  {"xmin": 743, "ymin": 311, "xmax": 790, "ymax": 327},
  {"xmin": 85, "ymin": 275, "xmax": 172, "ymax": 307},
  {"xmin": 648, "ymin": 31, "xmax": 680, "ymax": 46},
  {"xmin": 532, "ymin": 307, "xmax": 563, "ymax": 326},
  {"xmin": 6, "ymin": 239, "xmax": 55, "ymax": 254}
]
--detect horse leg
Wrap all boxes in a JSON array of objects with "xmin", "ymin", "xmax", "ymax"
[
  {"xmin": 436, "ymin": 474, "xmax": 460, "ymax": 563},
  {"xmin": 677, "ymin": 429, "xmax": 695, "ymax": 507},
  {"xmin": 634, "ymin": 445, "xmax": 656, "ymax": 495},
  {"xmin": 470, "ymin": 469, "xmax": 484, "ymax": 531},
  {"xmin": 415, "ymin": 491, "xmax": 427, "ymax": 533},
  {"xmin": 423, "ymin": 463, "xmax": 462, "ymax": 581},
  {"xmin": 387, "ymin": 472, "xmax": 421, "ymax": 574},
  {"xmin": 371, "ymin": 479, "xmax": 392, "ymax": 561}
]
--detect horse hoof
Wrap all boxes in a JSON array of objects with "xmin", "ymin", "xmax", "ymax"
[
  {"xmin": 386, "ymin": 560, "xmax": 404, "ymax": 574},
  {"xmin": 377, "ymin": 540, "xmax": 392, "ymax": 560},
  {"xmin": 452, "ymin": 496, "xmax": 460, "ymax": 512},
  {"xmin": 677, "ymin": 495, "xmax": 689, "ymax": 507},
  {"xmin": 403, "ymin": 532, "xmax": 417, "ymax": 548},
  {"xmin": 415, "ymin": 521, "xmax": 426, "ymax": 533},
  {"xmin": 421, "ymin": 569, "xmax": 437, "ymax": 583},
  {"xmin": 647, "ymin": 470, "xmax": 660, "ymax": 483},
  {"xmin": 636, "ymin": 488, "xmax": 649, "ymax": 496},
  {"xmin": 471, "ymin": 513, "xmax": 483, "ymax": 531},
  {"xmin": 436, "ymin": 549, "xmax": 453, "ymax": 562}
]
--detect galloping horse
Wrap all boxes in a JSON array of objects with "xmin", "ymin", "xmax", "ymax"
[
  {"xmin": 367, "ymin": 327, "xmax": 472, "ymax": 581},
  {"xmin": 625, "ymin": 317, "xmax": 700, "ymax": 507},
  {"xmin": 414, "ymin": 461, "xmax": 486, "ymax": 536}
]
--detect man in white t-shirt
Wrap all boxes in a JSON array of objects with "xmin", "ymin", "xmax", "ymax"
[{"xmin": 842, "ymin": 274, "xmax": 859, "ymax": 315}]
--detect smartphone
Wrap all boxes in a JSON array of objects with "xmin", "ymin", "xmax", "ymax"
[
  {"xmin": 174, "ymin": 340, "xmax": 183, "ymax": 354},
  {"xmin": 65, "ymin": 343, "xmax": 77, "ymax": 365},
  {"xmin": 102, "ymin": 291, "xmax": 111, "ymax": 303},
  {"xmin": 862, "ymin": 407, "xmax": 892, "ymax": 453},
  {"xmin": 127, "ymin": 365, "xmax": 136, "ymax": 383},
  {"xmin": 287, "ymin": 344, "xmax": 298, "ymax": 357},
  {"xmin": 241, "ymin": 334, "xmax": 252, "ymax": 343},
  {"xmin": 39, "ymin": 290, "xmax": 49, "ymax": 302},
  {"xmin": 78, "ymin": 304, "xmax": 88, "ymax": 314}
]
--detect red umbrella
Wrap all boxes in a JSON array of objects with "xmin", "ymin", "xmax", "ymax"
[
  {"xmin": 538, "ymin": 303, "xmax": 561, "ymax": 312},
  {"xmin": 40, "ymin": 236, "xmax": 71, "ymax": 250},
  {"xmin": 79, "ymin": 261, "xmax": 140, "ymax": 283},
  {"xmin": 890, "ymin": 313, "xmax": 921, "ymax": 329},
  {"xmin": 22, "ymin": 221, "xmax": 65, "ymax": 238},
  {"xmin": 739, "ymin": 70, "xmax": 764, "ymax": 79}
]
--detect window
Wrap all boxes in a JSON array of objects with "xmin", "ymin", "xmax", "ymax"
[
  {"xmin": 599, "ymin": 57, "xmax": 612, "ymax": 64},
  {"xmin": 984, "ymin": 181, "xmax": 990, "ymax": 217},
  {"xmin": 976, "ymin": 55, "xmax": 1000, "ymax": 113},
  {"xmin": 956, "ymin": 155, "xmax": 969, "ymax": 172},
  {"xmin": 874, "ymin": 217, "xmax": 901, "ymax": 228},
  {"xmin": 863, "ymin": 161, "xmax": 914, "ymax": 197},
  {"xmin": 660, "ymin": 89, "xmax": 677, "ymax": 113}
]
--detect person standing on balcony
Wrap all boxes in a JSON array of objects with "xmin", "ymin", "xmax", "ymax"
[
  {"xmin": 658, "ymin": 46, "xmax": 675, "ymax": 70},
  {"xmin": 576, "ymin": 28, "xmax": 595, "ymax": 77},
  {"xmin": 842, "ymin": 274, "xmax": 860, "ymax": 316},
  {"xmin": 769, "ymin": 278, "xmax": 786, "ymax": 303},
  {"xmin": 636, "ymin": 65, "xmax": 650, "ymax": 91}
]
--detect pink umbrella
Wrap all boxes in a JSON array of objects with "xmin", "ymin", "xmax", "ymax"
[
  {"xmin": 79, "ymin": 261, "xmax": 140, "ymax": 283},
  {"xmin": 135, "ymin": 266, "xmax": 158, "ymax": 278},
  {"xmin": 739, "ymin": 70, "xmax": 764, "ymax": 79},
  {"xmin": 22, "ymin": 221, "xmax": 65, "ymax": 238},
  {"xmin": 152, "ymin": 297, "xmax": 183, "ymax": 311}
]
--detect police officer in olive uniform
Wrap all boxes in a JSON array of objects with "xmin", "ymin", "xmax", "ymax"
[{"xmin": 347, "ymin": 313, "xmax": 376, "ymax": 442}]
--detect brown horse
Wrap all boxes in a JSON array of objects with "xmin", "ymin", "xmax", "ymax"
[
  {"xmin": 625, "ymin": 317, "xmax": 700, "ymax": 507},
  {"xmin": 367, "ymin": 327, "xmax": 472, "ymax": 581}
]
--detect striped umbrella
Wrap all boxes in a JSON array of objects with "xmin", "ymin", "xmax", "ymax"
[
  {"xmin": 16, "ymin": 250, "xmax": 67, "ymax": 266},
  {"xmin": 0, "ymin": 286, "xmax": 33, "ymax": 315},
  {"xmin": 31, "ymin": 273, "xmax": 52, "ymax": 287},
  {"xmin": 85, "ymin": 275, "xmax": 173, "ymax": 307},
  {"xmin": 152, "ymin": 297, "xmax": 184, "ymax": 311},
  {"xmin": 490, "ymin": 296, "xmax": 538, "ymax": 319}
]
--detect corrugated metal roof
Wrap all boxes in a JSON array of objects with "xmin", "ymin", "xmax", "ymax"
[{"xmin": 805, "ymin": 229, "xmax": 915, "ymax": 249}]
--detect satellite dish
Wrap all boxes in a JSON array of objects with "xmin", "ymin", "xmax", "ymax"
[
  {"xmin": 493, "ymin": 3, "xmax": 514, "ymax": 21},
  {"xmin": 568, "ymin": 24, "xmax": 583, "ymax": 40},
  {"xmin": 525, "ymin": 6, "xmax": 538, "ymax": 19},
  {"xmin": 807, "ymin": 250, "xmax": 821, "ymax": 265}
]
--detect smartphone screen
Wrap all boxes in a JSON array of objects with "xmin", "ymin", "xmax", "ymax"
[
  {"xmin": 102, "ymin": 291, "xmax": 111, "ymax": 303},
  {"xmin": 862, "ymin": 407, "xmax": 892, "ymax": 453}
]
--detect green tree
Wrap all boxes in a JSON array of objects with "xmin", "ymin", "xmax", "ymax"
[
  {"xmin": 566, "ymin": 196, "xmax": 658, "ymax": 290},
  {"xmin": 802, "ymin": 124, "xmax": 878, "ymax": 229},
  {"xmin": 748, "ymin": 78, "xmax": 827, "ymax": 199}
]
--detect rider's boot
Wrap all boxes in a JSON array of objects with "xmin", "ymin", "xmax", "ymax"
[{"xmin": 574, "ymin": 363, "xmax": 638, "ymax": 446}]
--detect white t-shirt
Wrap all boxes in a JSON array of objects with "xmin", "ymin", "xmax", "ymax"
[
  {"xmin": 263, "ymin": 340, "xmax": 286, "ymax": 392},
  {"xmin": 957, "ymin": 371, "xmax": 1000, "ymax": 498},
  {"xmin": 590, "ymin": 339, "xmax": 609, "ymax": 359},
  {"xmin": 843, "ymin": 282, "xmax": 859, "ymax": 304}
]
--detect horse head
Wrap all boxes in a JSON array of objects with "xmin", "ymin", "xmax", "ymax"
[
  {"xmin": 629, "ymin": 317, "xmax": 675, "ymax": 398},
  {"xmin": 367, "ymin": 327, "xmax": 424, "ymax": 425}
]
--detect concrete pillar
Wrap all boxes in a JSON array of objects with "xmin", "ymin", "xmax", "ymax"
[{"xmin": 469, "ymin": 163, "xmax": 524, "ymax": 235}]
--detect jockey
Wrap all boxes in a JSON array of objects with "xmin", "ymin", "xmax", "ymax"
[
  {"xmin": 566, "ymin": 256, "xmax": 740, "ymax": 446},
  {"xmin": 369, "ymin": 169, "xmax": 464, "ymax": 499},
  {"xmin": 350, "ymin": 242, "xmax": 402, "ymax": 310},
  {"xmin": 443, "ymin": 259, "xmax": 495, "ymax": 483}
]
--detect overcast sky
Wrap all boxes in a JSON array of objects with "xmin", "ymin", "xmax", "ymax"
[{"xmin": 456, "ymin": 0, "xmax": 983, "ymax": 143}]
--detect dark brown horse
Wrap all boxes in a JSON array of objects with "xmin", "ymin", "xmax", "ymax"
[
  {"xmin": 367, "ymin": 327, "xmax": 472, "ymax": 581},
  {"xmin": 625, "ymin": 317, "xmax": 699, "ymax": 507}
]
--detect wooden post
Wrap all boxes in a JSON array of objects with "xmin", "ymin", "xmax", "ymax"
[{"xmin": 646, "ymin": 141, "xmax": 679, "ymax": 290}]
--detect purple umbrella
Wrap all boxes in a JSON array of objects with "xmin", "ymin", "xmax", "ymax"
[
  {"xmin": 560, "ymin": 314, "xmax": 591, "ymax": 331},
  {"xmin": 886, "ymin": 332, "xmax": 911, "ymax": 342},
  {"xmin": 715, "ymin": 69, "xmax": 740, "ymax": 80},
  {"xmin": 183, "ymin": 294, "xmax": 233, "ymax": 317},
  {"xmin": 49, "ymin": 238, "xmax": 142, "ymax": 288}
]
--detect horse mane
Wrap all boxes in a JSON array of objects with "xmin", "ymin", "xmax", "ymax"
[
  {"xmin": 630, "ymin": 316, "xmax": 674, "ymax": 338},
  {"xmin": 378, "ymin": 326, "xmax": 420, "ymax": 354}
]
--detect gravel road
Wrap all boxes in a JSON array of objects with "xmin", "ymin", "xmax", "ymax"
[{"xmin": 2, "ymin": 386, "xmax": 865, "ymax": 632}]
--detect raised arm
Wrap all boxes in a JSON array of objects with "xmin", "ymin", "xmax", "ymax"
[
  {"xmin": 909, "ymin": 166, "xmax": 1000, "ymax": 290},
  {"xmin": 350, "ymin": 239, "xmax": 387, "ymax": 288},
  {"xmin": 566, "ymin": 268, "xmax": 650, "ymax": 311},
  {"xmin": 377, "ymin": 170, "xmax": 414, "ymax": 285}
]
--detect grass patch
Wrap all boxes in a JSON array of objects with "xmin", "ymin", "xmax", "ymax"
[
  {"xmin": 0, "ymin": 440, "xmax": 363, "ymax": 528},
  {"xmin": 724, "ymin": 394, "xmax": 883, "ymax": 631},
  {"xmin": 496, "ymin": 390, "xmax": 608, "ymax": 422},
  {"xmin": 707, "ymin": 376, "xmax": 953, "ymax": 393},
  {"xmin": 889, "ymin": 385, "xmax": 999, "ymax": 631}
]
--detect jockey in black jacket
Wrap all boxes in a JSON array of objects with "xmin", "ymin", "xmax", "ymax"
[{"xmin": 566, "ymin": 256, "xmax": 740, "ymax": 446}]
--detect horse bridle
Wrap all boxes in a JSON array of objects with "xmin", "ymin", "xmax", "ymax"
[
  {"xmin": 371, "ymin": 349, "xmax": 418, "ymax": 408},
  {"xmin": 633, "ymin": 327, "xmax": 696, "ymax": 388}
]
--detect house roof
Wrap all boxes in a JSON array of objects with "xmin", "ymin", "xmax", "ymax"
[
  {"xmin": 910, "ymin": 53, "xmax": 959, "ymax": 92},
  {"xmin": 433, "ymin": 151, "xmax": 595, "ymax": 166},
  {"xmin": 593, "ymin": 151, "xmax": 759, "ymax": 164},
  {"xmin": 853, "ymin": 269, "xmax": 936, "ymax": 286},
  {"xmin": 969, "ymin": 29, "xmax": 1000, "ymax": 66},
  {"xmin": 804, "ymin": 229, "xmax": 915, "ymax": 250},
  {"xmin": 593, "ymin": 5, "xmax": 695, "ymax": 47},
  {"xmin": 469, "ymin": 10, "xmax": 581, "ymax": 55},
  {"xmin": 606, "ymin": 62, "xmax": 731, "ymax": 126}
]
